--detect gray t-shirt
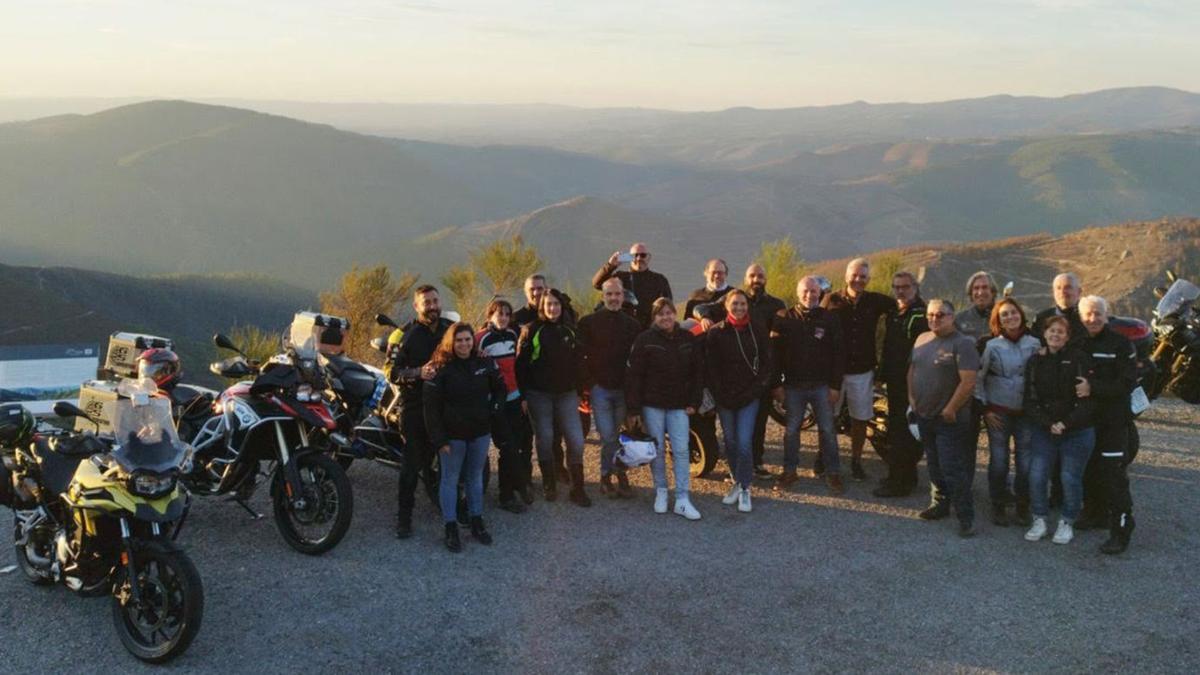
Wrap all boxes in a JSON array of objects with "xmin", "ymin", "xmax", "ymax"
[{"xmin": 911, "ymin": 331, "xmax": 980, "ymax": 418}]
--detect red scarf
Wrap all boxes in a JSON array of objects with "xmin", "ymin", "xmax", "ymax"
[{"xmin": 727, "ymin": 313, "xmax": 751, "ymax": 329}]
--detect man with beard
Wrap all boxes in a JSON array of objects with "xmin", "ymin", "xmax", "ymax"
[
  {"xmin": 743, "ymin": 263, "xmax": 786, "ymax": 478},
  {"xmin": 874, "ymin": 271, "xmax": 929, "ymax": 497},
  {"xmin": 685, "ymin": 259, "xmax": 734, "ymax": 328},
  {"xmin": 388, "ymin": 285, "xmax": 454, "ymax": 539},
  {"xmin": 592, "ymin": 242, "xmax": 673, "ymax": 329}
]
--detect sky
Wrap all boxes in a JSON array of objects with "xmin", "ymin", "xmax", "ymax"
[{"xmin": 1, "ymin": 0, "xmax": 1196, "ymax": 110}]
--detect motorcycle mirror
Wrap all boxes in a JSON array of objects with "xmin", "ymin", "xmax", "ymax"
[
  {"xmin": 1166, "ymin": 270, "xmax": 1177, "ymax": 283},
  {"xmin": 213, "ymin": 333, "xmax": 245, "ymax": 355},
  {"xmin": 1002, "ymin": 281, "xmax": 1014, "ymax": 298},
  {"xmin": 375, "ymin": 313, "xmax": 397, "ymax": 328},
  {"xmin": 1154, "ymin": 286, "xmax": 1167, "ymax": 299},
  {"xmin": 53, "ymin": 401, "xmax": 93, "ymax": 422}
]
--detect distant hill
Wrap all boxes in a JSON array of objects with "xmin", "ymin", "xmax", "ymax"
[
  {"xmin": 0, "ymin": 263, "xmax": 315, "ymax": 386},
  {"xmin": 0, "ymin": 100, "xmax": 674, "ymax": 287},
  {"xmin": 805, "ymin": 217, "xmax": 1200, "ymax": 319}
]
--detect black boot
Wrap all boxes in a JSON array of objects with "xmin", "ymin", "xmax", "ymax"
[
  {"xmin": 469, "ymin": 516, "xmax": 493, "ymax": 545},
  {"xmin": 444, "ymin": 522, "xmax": 462, "ymax": 553},
  {"xmin": 518, "ymin": 482, "xmax": 535, "ymax": 505},
  {"xmin": 396, "ymin": 509, "xmax": 413, "ymax": 539},
  {"xmin": 1014, "ymin": 499, "xmax": 1032, "ymax": 527},
  {"xmin": 539, "ymin": 461, "xmax": 557, "ymax": 502},
  {"xmin": 616, "ymin": 470, "xmax": 633, "ymax": 499},
  {"xmin": 1100, "ymin": 512, "xmax": 1135, "ymax": 555},
  {"xmin": 568, "ymin": 464, "xmax": 592, "ymax": 507},
  {"xmin": 990, "ymin": 502, "xmax": 1010, "ymax": 527}
]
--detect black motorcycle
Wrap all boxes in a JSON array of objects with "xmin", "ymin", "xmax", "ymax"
[
  {"xmin": 178, "ymin": 334, "xmax": 354, "ymax": 555},
  {"xmin": 1150, "ymin": 272, "xmax": 1200, "ymax": 403}
]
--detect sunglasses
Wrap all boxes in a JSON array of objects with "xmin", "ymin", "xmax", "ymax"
[{"xmin": 632, "ymin": 253, "xmax": 649, "ymax": 259}]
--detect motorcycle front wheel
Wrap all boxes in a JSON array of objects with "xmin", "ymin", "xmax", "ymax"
[
  {"xmin": 111, "ymin": 540, "xmax": 204, "ymax": 664},
  {"xmin": 272, "ymin": 453, "xmax": 354, "ymax": 555}
]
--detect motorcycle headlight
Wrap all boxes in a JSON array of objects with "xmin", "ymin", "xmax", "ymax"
[{"xmin": 127, "ymin": 471, "xmax": 177, "ymax": 498}]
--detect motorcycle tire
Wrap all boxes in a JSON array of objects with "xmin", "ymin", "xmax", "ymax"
[
  {"xmin": 111, "ymin": 540, "xmax": 204, "ymax": 664},
  {"xmin": 336, "ymin": 455, "xmax": 355, "ymax": 472},
  {"xmin": 12, "ymin": 512, "xmax": 54, "ymax": 586},
  {"xmin": 271, "ymin": 453, "xmax": 354, "ymax": 556},
  {"xmin": 766, "ymin": 398, "xmax": 816, "ymax": 429}
]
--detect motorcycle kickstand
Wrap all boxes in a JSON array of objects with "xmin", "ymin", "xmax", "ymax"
[{"xmin": 232, "ymin": 498, "xmax": 264, "ymax": 520}]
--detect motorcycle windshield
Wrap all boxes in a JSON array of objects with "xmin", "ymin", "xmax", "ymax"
[
  {"xmin": 109, "ymin": 395, "xmax": 188, "ymax": 474},
  {"xmin": 1156, "ymin": 279, "xmax": 1200, "ymax": 320}
]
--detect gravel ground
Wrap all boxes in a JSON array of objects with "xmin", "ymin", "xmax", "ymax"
[{"xmin": 3, "ymin": 399, "xmax": 1199, "ymax": 673}]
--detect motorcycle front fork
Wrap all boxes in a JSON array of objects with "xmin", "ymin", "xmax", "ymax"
[{"xmin": 115, "ymin": 518, "xmax": 161, "ymax": 606}]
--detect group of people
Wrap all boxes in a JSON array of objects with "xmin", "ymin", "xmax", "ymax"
[{"xmin": 384, "ymin": 242, "xmax": 1140, "ymax": 556}]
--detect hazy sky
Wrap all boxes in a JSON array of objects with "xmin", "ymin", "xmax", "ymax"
[{"xmin": 2, "ymin": 0, "xmax": 1196, "ymax": 110}]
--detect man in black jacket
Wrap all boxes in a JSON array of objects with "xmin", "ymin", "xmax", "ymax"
[
  {"xmin": 578, "ymin": 278, "xmax": 642, "ymax": 498},
  {"xmin": 387, "ymin": 284, "xmax": 453, "ymax": 539},
  {"xmin": 514, "ymin": 274, "xmax": 548, "ymax": 329},
  {"xmin": 744, "ymin": 263, "xmax": 786, "ymax": 478},
  {"xmin": 822, "ymin": 258, "xmax": 895, "ymax": 481},
  {"xmin": 1077, "ymin": 295, "xmax": 1138, "ymax": 554},
  {"xmin": 772, "ymin": 276, "xmax": 846, "ymax": 494},
  {"xmin": 1034, "ymin": 273, "xmax": 1086, "ymax": 342},
  {"xmin": 874, "ymin": 271, "xmax": 929, "ymax": 497},
  {"xmin": 592, "ymin": 243, "xmax": 673, "ymax": 328},
  {"xmin": 685, "ymin": 259, "xmax": 733, "ymax": 328}
]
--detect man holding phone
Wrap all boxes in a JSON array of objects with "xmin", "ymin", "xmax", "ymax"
[{"xmin": 592, "ymin": 242, "xmax": 673, "ymax": 328}]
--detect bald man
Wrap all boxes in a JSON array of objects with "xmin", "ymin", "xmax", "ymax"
[{"xmin": 593, "ymin": 243, "xmax": 673, "ymax": 328}]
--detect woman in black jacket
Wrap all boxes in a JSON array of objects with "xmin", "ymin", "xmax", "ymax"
[
  {"xmin": 424, "ymin": 323, "xmax": 508, "ymax": 552},
  {"xmin": 515, "ymin": 289, "xmax": 591, "ymax": 507},
  {"xmin": 626, "ymin": 297, "xmax": 704, "ymax": 520},
  {"xmin": 1022, "ymin": 316, "xmax": 1095, "ymax": 545},
  {"xmin": 705, "ymin": 290, "xmax": 771, "ymax": 513}
]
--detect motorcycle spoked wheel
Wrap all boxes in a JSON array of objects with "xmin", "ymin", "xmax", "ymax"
[
  {"xmin": 271, "ymin": 453, "xmax": 354, "ymax": 555},
  {"xmin": 111, "ymin": 541, "xmax": 204, "ymax": 664},
  {"xmin": 12, "ymin": 513, "xmax": 54, "ymax": 586}
]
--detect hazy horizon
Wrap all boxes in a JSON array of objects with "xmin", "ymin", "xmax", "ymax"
[{"xmin": 3, "ymin": 1, "xmax": 1197, "ymax": 110}]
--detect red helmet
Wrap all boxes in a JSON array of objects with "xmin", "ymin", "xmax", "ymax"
[{"xmin": 137, "ymin": 348, "xmax": 182, "ymax": 389}]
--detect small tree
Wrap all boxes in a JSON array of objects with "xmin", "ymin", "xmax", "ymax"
[
  {"xmin": 444, "ymin": 236, "xmax": 544, "ymax": 325},
  {"xmin": 756, "ymin": 237, "xmax": 807, "ymax": 302},
  {"xmin": 866, "ymin": 253, "xmax": 905, "ymax": 295},
  {"xmin": 321, "ymin": 264, "xmax": 417, "ymax": 366},
  {"xmin": 220, "ymin": 324, "xmax": 284, "ymax": 368}
]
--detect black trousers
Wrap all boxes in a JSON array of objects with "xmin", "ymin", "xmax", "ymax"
[
  {"xmin": 751, "ymin": 390, "xmax": 775, "ymax": 467},
  {"xmin": 396, "ymin": 409, "xmax": 434, "ymax": 514},
  {"xmin": 496, "ymin": 398, "xmax": 532, "ymax": 499},
  {"xmin": 884, "ymin": 375, "xmax": 922, "ymax": 486},
  {"xmin": 1084, "ymin": 420, "xmax": 1135, "ymax": 516}
]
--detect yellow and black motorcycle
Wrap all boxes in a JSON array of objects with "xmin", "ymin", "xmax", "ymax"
[{"xmin": 0, "ymin": 386, "xmax": 204, "ymax": 663}]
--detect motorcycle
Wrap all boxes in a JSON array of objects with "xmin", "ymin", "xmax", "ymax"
[
  {"xmin": 1150, "ymin": 271, "xmax": 1200, "ymax": 403},
  {"xmin": 181, "ymin": 334, "xmax": 354, "ymax": 555},
  {"xmin": 0, "ymin": 382, "xmax": 203, "ymax": 663}
]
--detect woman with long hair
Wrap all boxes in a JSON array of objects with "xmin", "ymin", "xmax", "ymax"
[
  {"xmin": 424, "ymin": 322, "xmax": 508, "ymax": 552},
  {"xmin": 515, "ymin": 288, "xmax": 591, "ymax": 507},
  {"xmin": 626, "ymin": 297, "xmax": 704, "ymax": 520},
  {"xmin": 705, "ymin": 289, "xmax": 771, "ymax": 513},
  {"xmin": 976, "ymin": 298, "xmax": 1041, "ymax": 527}
]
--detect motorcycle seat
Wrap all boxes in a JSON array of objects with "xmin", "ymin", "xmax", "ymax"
[
  {"xmin": 31, "ymin": 436, "xmax": 89, "ymax": 495},
  {"xmin": 323, "ymin": 353, "xmax": 369, "ymax": 378}
]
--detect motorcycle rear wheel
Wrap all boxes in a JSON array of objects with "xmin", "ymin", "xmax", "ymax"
[
  {"xmin": 272, "ymin": 453, "xmax": 354, "ymax": 555},
  {"xmin": 111, "ymin": 541, "xmax": 204, "ymax": 664}
]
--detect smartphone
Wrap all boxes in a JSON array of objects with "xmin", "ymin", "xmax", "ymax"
[{"xmin": 617, "ymin": 252, "xmax": 634, "ymax": 264}]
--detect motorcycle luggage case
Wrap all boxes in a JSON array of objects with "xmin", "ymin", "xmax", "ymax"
[
  {"xmin": 102, "ymin": 332, "xmax": 174, "ymax": 379},
  {"xmin": 75, "ymin": 379, "xmax": 121, "ymax": 434},
  {"xmin": 289, "ymin": 312, "xmax": 350, "ymax": 361}
]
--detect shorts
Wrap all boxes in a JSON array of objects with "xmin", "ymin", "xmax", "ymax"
[{"xmin": 836, "ymin": 371, "xmax": 875, "ymax": 422}]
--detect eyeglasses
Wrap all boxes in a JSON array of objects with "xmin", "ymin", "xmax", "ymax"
[{"xmin": 632, "ymin": 253, "xmax": 649, "ymax": 259}]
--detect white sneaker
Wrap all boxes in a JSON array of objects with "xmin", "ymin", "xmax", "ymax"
[
  {"xmin": 738, "ymin": 488, "xmax": 752, "ymax": 513},
  {"xmin": 1025, "ymin": 517, "xmax": 1048, "ymax": 541},
  {"xmin": 722, "ymin": 483, "xmax": 742, "ymax": 505},
  {"xmin": 674, "ymin": 495, "xmax": 701, "ymax": 520},
  {"xmin": 654, "ymin": 488, "xmax": 669, "ymax": 514},
  {"xmin": 1052, "ymin": 519, "xmax": 1074, "ymax": 545}
]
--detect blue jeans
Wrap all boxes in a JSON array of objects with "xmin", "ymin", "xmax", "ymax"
[
  {"xmin": 526, "ymin": 389, "xmax": 585, "ymax": 465},
  {"xmin": 1029, "ymin": 426, "xmax": 1095, "ymax": 521},
  {"xmin": 783, "ymin": 385, "xmax": 839, "ymax": 475},
  {"xmin": 917, "ymin": 408, "xmax": 975, "ymax": 525},
  {"xmin": 642, "ymin": 406, "xmax": 691, "ymax": 495},
  {"xmin": 985, "ymin": 411, "xmax": 1033, "ymax": 503},
  {"xmin": 439, "ymin": 435, "xmax": 490, "ymax": 523},
  {"xmin": 591, "ymin": 385, "xmax": 627, "ymax": 477},
  {"xmin": 718, "ymin": 400, "xmax": 760, "ymax": 489}
]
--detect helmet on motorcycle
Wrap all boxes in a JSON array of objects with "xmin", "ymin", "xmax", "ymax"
[
  {"xmin": 136, "ymin": 348, "xmax": 182, "ymax": 389},
  {"xmin": 0, "ymin": 403, "xmax": 36, "ymax": 448}
]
